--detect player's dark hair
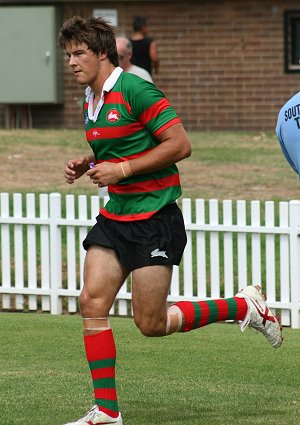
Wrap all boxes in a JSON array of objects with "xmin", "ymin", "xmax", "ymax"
[
  {"xmin": 132, "ymin": 16, "xmax": 148, "ymax": 32},
  {"xmin": 59, "ymin": 15, "xmax": 119, "ymax": 67}
]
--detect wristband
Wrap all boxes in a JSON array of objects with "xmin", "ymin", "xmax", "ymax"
[{"xmin": 115, "ymin": 161, "xmax": 133, "ymax": 180}]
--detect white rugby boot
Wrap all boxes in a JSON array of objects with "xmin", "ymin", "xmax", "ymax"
[
  {"xmin": 235, "ymin": 285, "xmax": 282, "ymax": 348},
  {"xmin": 63, "ymin": 405, "xmax": 123, "ymax": 425}
]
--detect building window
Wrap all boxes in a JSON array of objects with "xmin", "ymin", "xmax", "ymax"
[{"xmin": 285, "ymin": 10, "xmax": 300, "ymax": 72}]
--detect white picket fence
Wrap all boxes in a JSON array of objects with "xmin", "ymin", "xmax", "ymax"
[{"xmin": 1, "ymin": 192, "xmax": 300, "ymax": 327}]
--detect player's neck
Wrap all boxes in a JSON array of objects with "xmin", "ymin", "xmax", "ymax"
[{"xmin": 90, "ymin": 63, "xmax": 116, "ymax": 96}]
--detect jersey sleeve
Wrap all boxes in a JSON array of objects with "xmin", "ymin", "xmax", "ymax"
[
  {"xmin": 130, "ymin": 82, "xmax": 181, "ymax": 137},
  {"xmin": 275, "ymin": 97, "xmax": 300, "ymax": 176}
]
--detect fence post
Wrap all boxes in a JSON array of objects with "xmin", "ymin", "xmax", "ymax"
[
  {"xmin": 49, "ymin": 193, "xmax": 62, "ymax": 314},
  {"xmin": 209, "ymin": 199, "xmax": 220, "ymax": 298},
  {"xmin": 26, "ymin": 193, "xmax": 37, "ymax": 310},
  {"xmin": 1, "ymin": 192, "xmax": 11, "ymax": 309},
  {"xmin": 289, "ymin": 200, "xmax": 300, "ymax": 328},
  {"xmin": 14, "ymin": 193, "xmax": 24, "ymax": 310},
  {"xmin": 279, "ymin": 202, "xmax": 290, "ymax": 326},
  {"xmin": 182, "ymin": 198, "xmax": 193, "ymax": 297}
]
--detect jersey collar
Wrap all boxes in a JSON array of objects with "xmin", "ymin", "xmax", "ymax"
[{"xmin": 85, "ymin": 67, "xmax": 123, "ymax": 122}]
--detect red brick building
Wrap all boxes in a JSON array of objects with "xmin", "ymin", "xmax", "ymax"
[{"xmin": 1, "ymin": 0, "xmax": 300, "ymax": 131}]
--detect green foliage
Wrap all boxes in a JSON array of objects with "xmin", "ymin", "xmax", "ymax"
[{"xmin": 0, "ymin": 313, "xmax": 299, "ymax": 425}]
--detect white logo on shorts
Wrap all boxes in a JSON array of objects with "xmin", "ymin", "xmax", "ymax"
[{"xmin": 151, "ymin": 248, "xmax": 168, "ymax": 258}]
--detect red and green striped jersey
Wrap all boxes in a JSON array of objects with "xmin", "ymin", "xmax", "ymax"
[{"xmin": 84, "ymin": 71, "xmax": 182, "ymax": 221}]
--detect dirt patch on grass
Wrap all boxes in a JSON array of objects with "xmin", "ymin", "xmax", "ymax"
[{"xmin": 1, "ymin": 144, "xmax": 92, "ymax": 193}]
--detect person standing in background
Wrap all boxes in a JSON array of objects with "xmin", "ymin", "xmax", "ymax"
[
  {"xmin": 116, "ymin": 36, "xmax": 153, "ymax": 83},
  {"xmin": 130, "ymin": 16, "xmax": 159, "ymax": 76}
]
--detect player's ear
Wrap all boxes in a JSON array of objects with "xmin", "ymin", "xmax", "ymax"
[{"xmin": 98, "ymin": 51, "xmax": 107, "ymax": 61}]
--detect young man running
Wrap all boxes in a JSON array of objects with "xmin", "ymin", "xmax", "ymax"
[{"xmin": 59, "ymin": 16, "xmax": 282, "ymax": 425}]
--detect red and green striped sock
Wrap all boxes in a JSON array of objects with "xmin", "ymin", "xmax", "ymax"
[
  {"xmin": 84, "ymin": 329, "xmax": 119, "ymax": 418},
  {"xmin": 175, "ymin": 297, "xmax": 248, "ymax": 332}
]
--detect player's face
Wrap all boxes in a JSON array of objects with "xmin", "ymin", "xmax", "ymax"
[{"xmin": 65, "ymin": 41, "xmax": 101, "ymax": 86}]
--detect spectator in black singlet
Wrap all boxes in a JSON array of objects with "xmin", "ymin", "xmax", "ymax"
[{"xmin": 130, "ymin": 16, "xmax": 159, "ymax": 76}]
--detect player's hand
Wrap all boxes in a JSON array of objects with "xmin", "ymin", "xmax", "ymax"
[
  {"xmin": 65, "ymin": 156, "xmax": 89, "ymax": 184},
  {"xmin": 86, "ymin": 161, "xmax": 119, "ymax": 187}
]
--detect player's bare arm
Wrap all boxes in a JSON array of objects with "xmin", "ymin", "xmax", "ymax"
[
  {"xmin": 129, "ymin": 122, "xmax": 191, "ymax": 175},
  {"xmin": 65, "ymin": 155, "xmax": 95, "ymax": 184}
]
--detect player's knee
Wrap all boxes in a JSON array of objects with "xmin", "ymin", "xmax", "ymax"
[
  {"xmin": 79, "ymin": 292, "xmax": 95, "ymax": 317},
  {"xmin": 79, "ymin": 290, "xmax": 93, "ymax": 311},
  {"xmin": 79, "ymin": 291, "xmax": 88, "ymax": 310},
  {"xmin": 135, "ymin": 316, "xmax": 166, "ymax": 337},
  {"xmin": 79, "ymin": 290, "xmax": 108, "ymax": 317}
]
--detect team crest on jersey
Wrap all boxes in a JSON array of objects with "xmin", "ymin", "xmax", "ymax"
[{"xmin": 106, "ymin": 109, "xmax": 120, "ymax": 123}]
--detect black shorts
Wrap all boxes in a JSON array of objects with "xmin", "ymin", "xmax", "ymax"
[{"xmin": 83, "ymin": 203, "xmax": 187, "ymax": 271}]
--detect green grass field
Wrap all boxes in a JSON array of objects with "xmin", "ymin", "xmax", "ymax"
[{"xmin": 1, "ymin": 313, "xmax": 300, "ymax": 425}]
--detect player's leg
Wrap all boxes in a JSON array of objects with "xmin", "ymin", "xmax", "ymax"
[
  {"xmin": 169, "ymin": 286, "xmax": 282, "ymax": 347},
  {"xmin": 63, "ymin": 245, "xmax": 129, "ymax": 425},
  {"xmin": 132, "ymin": 264, "xmax": 172, "ymax": 336},
  {"xmin": 132, "ymin": 266, "xmax": 282, "ymax": 348},
  {"xmin": 129, "ymin": 202, "xmax": 282, "ymax": 347},
  {"xmin": 131, "ymin": 264, "xmax": 247, "ymax": 337}
]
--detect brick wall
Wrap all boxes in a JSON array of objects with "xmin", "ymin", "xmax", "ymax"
[{"xmin": 1, "ymin": 0, "xmax": 300, "ymax": 131}]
